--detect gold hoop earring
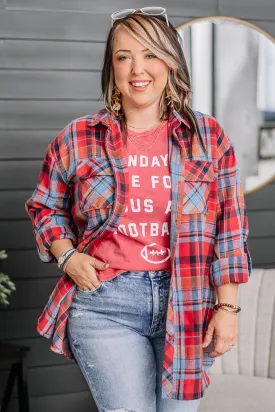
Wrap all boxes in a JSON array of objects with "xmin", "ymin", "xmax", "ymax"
[{"xmin": 111, "ymin": 84, "xmax": 121, "ymax": 117}]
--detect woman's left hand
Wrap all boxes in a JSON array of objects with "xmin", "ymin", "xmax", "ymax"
[{"xmin": 202, "ymin": 309, "xmax": 238, "ymax": 357}]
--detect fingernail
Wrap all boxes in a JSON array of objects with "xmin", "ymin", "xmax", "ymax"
[{"xmin": 103, "ymin": 263, "xmax": 109, "ymax": 267}]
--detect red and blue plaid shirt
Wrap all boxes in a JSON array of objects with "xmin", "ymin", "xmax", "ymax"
[{"xmin": 25, "ymin": 107, "xmax": 252, "ymax": 401}]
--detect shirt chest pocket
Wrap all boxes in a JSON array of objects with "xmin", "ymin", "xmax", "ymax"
[
  {"xmin": 75, "ymin": 158, "xmax": 115, "ymax": 213},
  {"xmin": 182, "ymin": 160, "xmax": 215, "ymax": 214}
]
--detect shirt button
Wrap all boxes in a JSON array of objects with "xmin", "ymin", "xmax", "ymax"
[{"xmin": 168, "ymin": 335, "xmax": 174, "ymax": 341}]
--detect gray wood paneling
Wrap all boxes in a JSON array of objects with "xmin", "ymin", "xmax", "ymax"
[
  {"xmin": 0, "ymin": 71, "xmax": 101, "ymax": 99},
  {"xmin": 246, "ymin": 181, "xmax": 275, "ymax": 210},
  {"xmin": 0, "ymin": 190, "xmax": 37, "ymax": 217},
  {"xmin": 4, "ymin": 391, "xmax": 96, "ymax": 412},
  {"xmin": 0, "ymin": 221, "xmax": 42, "ymax": 249},
  {"xmin": 220, "ymin": 0, "xmax": 275, "ymax": 20},
  {"xmin": 4, "ymin": 337, "xmax": 70, "ymax": 367},
  {"xmin": 0, "ymin": 250, "xmax": 60, "ymax": 280},
  {"xmin": 0, "ymin": 101, "xmax": 101, "ymax": 129},
  {"xmin": 6, "ymin": 277, "xmax": 60, "ymax": 309},
  {"xmin": 0, "ymin": 364, "xmax": 87, "ymax": 398},
  {"xmin": 0, "ymin": 132, "xmax": 56, "ymax": 159},
  {"xmin": 1, "ymin": 308, "xmax": 41, "ymax": 339},
  {"xmin": 0, "ymin": 10, "xmax": 195, "ymax": 41},
  {"xmin": 6, "ymin": 0, "xmax": 139, "ymax": 11},
  {"xmin": 248, "ymin": 211, "xmax": 275, "ymax": 237},
  {"xmin": 0, "ymin": 160, "xmax": 45, "ymax": 189},
  {"xmin": 0, "ymin": 10, "xmax": 110, "ymax": 41},
  {"xmin": 0, "ymin": 101, "xmax": 5, "ymax": 128},
  {"xmin": 1, "ymin": 41, "xmax": 105, "ymax": 70},
  {"xmin": 6, "ymin": 0, "xmax": 218, "ymax": 16},
  {"xmin": 248, "ymin": 237, "xmax": 275, "ymax": 265}
]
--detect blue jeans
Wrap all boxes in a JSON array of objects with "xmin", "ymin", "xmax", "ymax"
[{"xmin": 67, "ymin": 269, "xmax": 202, "ymax": 412}]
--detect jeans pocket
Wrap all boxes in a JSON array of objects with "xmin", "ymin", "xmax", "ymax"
[{"xmin": 76, "ymin": 281, "xmax": 105, "ymax": 295}]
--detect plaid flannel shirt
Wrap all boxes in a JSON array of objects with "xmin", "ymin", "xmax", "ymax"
[{"xmin": 25, "ymin": 107, "xmax": 252, "ymax": 401}]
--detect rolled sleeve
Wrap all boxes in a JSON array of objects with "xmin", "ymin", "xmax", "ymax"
[
  {"xmin": 211, "ymin": 252, "xmax": 252, "ymax": 287},
  {"xmin": 210, "ymin": 139, "xmax": 252, "ymax": 287},
  {"xmin": 25, "ymin": 132, "xmax": 77, "ymax": 263}
]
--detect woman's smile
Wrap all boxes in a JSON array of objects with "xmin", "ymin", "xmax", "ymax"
[{"xmin": 129, "ymin": 80, "xmax": 152, "ymax": 92}]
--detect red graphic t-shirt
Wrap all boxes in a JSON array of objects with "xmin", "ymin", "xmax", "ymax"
[{"xmin": 93, "ymin": 119, "xmax": 172, "ymax": 281}]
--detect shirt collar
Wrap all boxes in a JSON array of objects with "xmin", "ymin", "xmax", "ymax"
[{"xmin": 88, "ymin": 107, "xmax": 191, "ymax": 130}]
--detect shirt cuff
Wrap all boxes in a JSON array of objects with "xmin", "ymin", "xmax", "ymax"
[
  {"xmin": 210, "ymin": 252, "xmax": 252, "ymax": 287},
  {"xmin": 35, "ymin": 227, "xmax": 77, "ymax": 263}
]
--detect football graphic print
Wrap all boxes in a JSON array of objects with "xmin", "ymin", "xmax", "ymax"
[{"xmin": 140, "ymin": 243, "xmax": 171, "ymax": 264}]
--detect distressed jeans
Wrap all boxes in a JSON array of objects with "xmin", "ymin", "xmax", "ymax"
[{"xmin": 67, "ymin": 269, "xmax": 202, "ymax": 412}]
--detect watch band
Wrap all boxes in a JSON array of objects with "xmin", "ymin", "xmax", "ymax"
[
  {"xmin": 57, "ymin": 248, "xmax": 76, "ymax": 270},
  {"xmin": 62, "ymin": 249, "xmax": 79, "ymax": 272}
]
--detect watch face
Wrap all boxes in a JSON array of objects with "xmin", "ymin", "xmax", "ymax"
[
  {"xmin": 58, "ymin": 250, "xmax": 74, "ymax": 268},
  {"xmin": 58, "ymin": 256, "xmax": 65, "ymax": 267}
]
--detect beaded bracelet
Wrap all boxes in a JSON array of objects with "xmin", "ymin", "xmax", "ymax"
[{"xmin": 214, "ymin": 302, "xmax": 241, "ymax": 313}]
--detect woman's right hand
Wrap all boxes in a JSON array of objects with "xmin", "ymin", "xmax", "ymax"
[{"xmin": 64, "ymin": 253, "xmax": 109, "ymax": 291}]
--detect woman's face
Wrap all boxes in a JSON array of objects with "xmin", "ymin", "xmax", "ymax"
[{"xmin": 112, "ymin": 28, "xmax": 169, "ymax": 110}]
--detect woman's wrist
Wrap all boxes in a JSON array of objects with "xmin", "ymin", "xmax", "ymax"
[
  {"xmin": 216, "ymin": 307, "xmax": 238, "ymax": 315},
  {"xmin": 215, "ymin": 283, "xmax": 239, "ymax": 306},
  {"xmin": 61, "ymin": 249, "xmax": 79, "ymax": 272},
  {"xmin": 50, "ymin": 238, "xmax": 75, "ymax": 260}
]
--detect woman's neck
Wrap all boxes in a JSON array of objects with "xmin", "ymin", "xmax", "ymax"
[{"xmin": 122, "ymin": 100, "xmax": 162, "ymax": 131}]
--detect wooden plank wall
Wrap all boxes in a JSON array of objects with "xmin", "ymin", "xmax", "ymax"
[{"xmin": 0, "ymin": 1, "xmax": 274, "ymax": 411}]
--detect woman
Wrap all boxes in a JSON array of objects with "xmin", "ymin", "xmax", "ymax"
[{"xmin": 25, "ymin": 7, "xmax": 252, "ymax": 412}]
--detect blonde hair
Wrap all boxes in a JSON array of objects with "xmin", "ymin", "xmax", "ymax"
[{"xmin": 101, "ymin": 12, "xmax": 206, "ymax": 156}]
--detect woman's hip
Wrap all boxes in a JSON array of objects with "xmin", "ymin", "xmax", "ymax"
[{"xmin": 68, "ymin": 269, "xmax": 172, "ymax": 338}]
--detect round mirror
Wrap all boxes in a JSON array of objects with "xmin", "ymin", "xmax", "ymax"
[{"xmin": 177, "ymin": 17, "xmax": 275, "ymax": 195}]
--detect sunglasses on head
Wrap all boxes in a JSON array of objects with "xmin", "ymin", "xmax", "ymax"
[{"xmin": 111, "ymin": 7, "xmax": 169, "ymax": 27}]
